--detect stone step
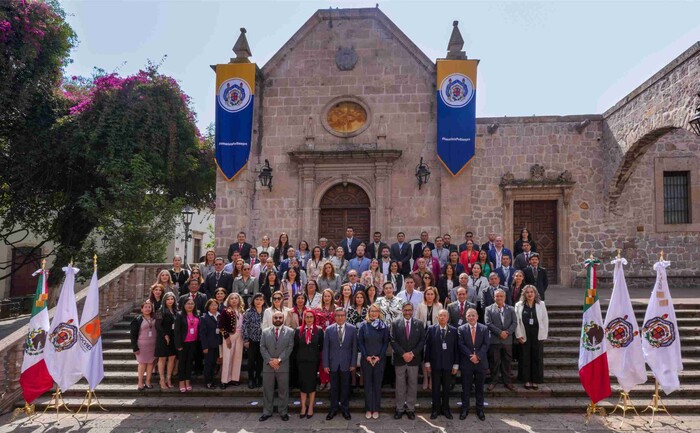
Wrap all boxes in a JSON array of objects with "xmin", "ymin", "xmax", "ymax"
[
  {"xmin": 57, "ymin": 381, "xmax": 700, "ymax": 400},
  {"xmin": 22, "ymin": 394, "xmax": 700, "ymax": 414}
]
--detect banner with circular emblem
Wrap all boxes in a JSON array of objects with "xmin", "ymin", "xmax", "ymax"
[
  {"xmin": 215, "ymin": 63, "xmax": 256, "ymax": 181},
  {"xmin": 436, "ymin": 59, "xmax": 479, "ymax": 176}
]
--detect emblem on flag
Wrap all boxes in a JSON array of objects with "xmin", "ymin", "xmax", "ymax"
[
  {"xmin": 49, "ymin": 319, "xmax": 79, "ymax": 352},
  {"xmin": 605, "ymin": 316, "xmax": 637, "ymax": 348},
  {"xmin": 439, "ymin": 73, "xmax": 474, "ymax": 108},
  {"xmin": 218, "ymin": 79, "xmax": 252, "ymax": 113},
  {"xmin": 581, "ymin": 321, "xmax": 605, "ymax": 351},
  {"xmin": 79, "ymin": 315, "xmax": 101, "ymax": 351},
  {"xmin": 643, "ymin": 314, "xmax": 676, "ymax": 348},
  {"xmin": 25, "ymin": 328, "xmax": 47, "ymax": 356}
]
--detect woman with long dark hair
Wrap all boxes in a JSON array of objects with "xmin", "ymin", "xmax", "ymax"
[
  {"xmin": 155, "ymin": 293, "xmax": 178, "ymax": 389},
  {"xmin": 295, "ymin": 309, "xmax": 324, "ymax": 418},
  {"xmin": 273, "ymin": 232, "xmax": 291, "ymax": 266},
  {"xmin": 514, "ymin": 228, "xmax": 537, "ymax": 257},
  {"xmin": 131, "ymin": 300, "xmax": 157, "ymax": 390},
  {"xmin": 243, "ymin": 293, "xmax": 266, "ymax": 389}
]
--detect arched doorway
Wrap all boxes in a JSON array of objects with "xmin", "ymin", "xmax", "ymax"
[{"xmin": 318, "ymin": 183, "xmax": 371, "ymax": 246}]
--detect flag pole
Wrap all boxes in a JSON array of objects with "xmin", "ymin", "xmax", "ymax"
[
  {"xmin": 583, "ymin": 253, "xmax": 607, "ymax": 424},
  {"xmin": 41, "ymin": 387, "xmax": 72, "ymax": 421},
  {"xmin": 641, "ymin": 379, "xmax": 674, "ymax": 425},
  {"xmin": 74, "ymin": 254, "xmax": 108, "ymax": 422}
]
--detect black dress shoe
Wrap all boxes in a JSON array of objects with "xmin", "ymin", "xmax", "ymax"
[
  {"xmin": 281, "ymin": 414, "xmax": 289, "ymax": 421},
  {"xmin": 443, "ymin": 411, "xmax": 453, "ymax": 420},
  {"xmin": 220, "ymin": 383, "xmax": 227, "ymax": 390},
  {"xmin": 248, "ymin": 380, "xmax": 255, "ymax": 389},
  {"xmin": 459, "ymin": 409, "xmax": 468, "ymax": 420},
  {"xmin": 342, "ymin": 411, "xmax": 351, "ymax": 420},
  {"xmin": 430, "ymin": 411, "xmax": 439, "ymax": 420},
  {"xmin": 259, "ymin": 414, "xmax": 271, "ymax": 422},
  {"xmin": 393, "ymin": 411, "xmax": 403, "ymax": 419},
  {"xmin": 232, "ymin": 381, "xmax": 240, "ymax": 386},
  {"xmin": 477, "ymin": 411, "xmax": 485, "ymax": 421},
  {"xmin": 205, "ymin": 383, "xmax": 216, "ymax": 389},
  {"xmin": 406, "ymin": 411, "xmax": 415, "ymax": 420},
  {"xmin": 326, "ymin": 410, "xmax": 337, "ymax": 420}
]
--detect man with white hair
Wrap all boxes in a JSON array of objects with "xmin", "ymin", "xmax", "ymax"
[{"xmin": 484, "ymin": 289, "xmax": 517, "ymax": 392}]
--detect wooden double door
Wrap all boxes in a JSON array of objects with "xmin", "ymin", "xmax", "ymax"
[
  {"xmin": 318, "ymin": 183, "xmax": 371, "ymax": 247},
  {"xmin": 513, "ymin": 200, "xmax": 558, "ymax": 284}
]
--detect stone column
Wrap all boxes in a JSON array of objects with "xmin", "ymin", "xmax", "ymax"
[
  {"xmin": 301, "ymin": 164, "xmax": 316, "ymax": 243},
  {"xmin": 374, "ymin": 161, "xmax": 389, "ymax": 235}
]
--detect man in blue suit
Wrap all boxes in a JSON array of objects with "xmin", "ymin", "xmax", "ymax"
[
  {"xmin": 390, "ymin": 232, "xmax": 412, "ymax": 276},
  {"xmin": 323, "ymin": 308, "xmax": 357, "ymax": 421},
  {"xmin": 424, "ymin": 309, "xmax": 459, "ymax": 420},
  {"xmin": 496, "ymin": 254, "xmax": 516, "ymax": 289},
  {"xmin": 347, "ymin": 245, "xmax": 371, "ymax": 275},
  {"xmin": 339, "ymin": 226, "xmax": 362, "ymax": 261},
  {"xmin": 487, "ymin": 236, "xmax": 513, "ymax": 270},
  {"xmin": 458, "ymin": 308, "xmax": 490, "ymax": 421}
]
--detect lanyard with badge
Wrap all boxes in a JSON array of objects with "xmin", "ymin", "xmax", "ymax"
[
  {"xmin": 440, "ymin": 328, "xmax": 448, "ymax": 350},
  {"xmin": 526, "ymin": 305, "xmax": 535, "ymax": 325}
]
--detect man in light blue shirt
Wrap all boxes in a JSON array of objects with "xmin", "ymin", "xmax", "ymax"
[{"xmin": 347, "ymin": 245, "xmax": 371, "ymax": 275}]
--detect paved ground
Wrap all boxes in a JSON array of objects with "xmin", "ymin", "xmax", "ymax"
[{"xmin": 1, "ymin": 411, "xmax": 698, "ymax": 432}]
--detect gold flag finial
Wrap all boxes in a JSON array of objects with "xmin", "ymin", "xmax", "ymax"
[
  {"xmin": 41, "ymin": 258, "xmax": 46, "ymax": 271},
  {"xmin": 617, "ymin": 249, "xmax": 621, "ymax": 259},
  {"xmin": 70, "ymin": 257, "xmax": 74, "ymax": 267},
  {"xmin": 589, "ymin": 252, "xmax": 594, "ymax": 260},
  {"xmin": 93, "ymin": 253, "xmax": 97, "ymax": 271},
  {"xmin": 659, "ymin": 250, "xmax": 664, "ymax": 261}
]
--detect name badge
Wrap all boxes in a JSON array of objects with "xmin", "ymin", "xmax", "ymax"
[
  {"xmin": 175, "ymin": 282, "xmax": 180, "ymax": 289},
  {"xmin": 172, "ymin": 324, "xmax": 175, "ymax": 330},
  {"xmin": 442, "ymin": 342, "xmax": 447, "ymax": 350},
  {"xmin": 190, "ymin": 328, "xmax": 195, "ymax": 335},
  {"xmin": 215, "ymin": 328, "xmax": 220, "ymax": 334},
  {"xmin": 529, "ymin": 318, "xmax": 534, "ymax": 325},
  {"xmin": 148, "ymin": 331, "xmax": 152, "ymax": 338},
  {"xmin": 244, "ymin": 288, "xmax": 249, "ymax": 294},
  {"xmin": 458, "ymin": 319, "xmax": 463, "ymax": 325},
  {"xmin": 325, "ymin": 320, "xmax": 330, "ymax": 328}
]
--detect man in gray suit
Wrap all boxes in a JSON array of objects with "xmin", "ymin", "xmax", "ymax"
[
  {"xmin": 484, "ymin": 289, "xmax": 517, "ymax": 391},
  {"xmin": 323, "ymin": 308, "xmax": 357, "ymax": 420},
  {"xmin": 390, "ymin": 303, "xmax": 426, "ymax": 420},
  {"xmin": 259, "ymin": 311, "xmax": 295, "ymax": 421},
  {"xmin": 447, "ymin": 287, "xmax": 476, "ymax": 328}
]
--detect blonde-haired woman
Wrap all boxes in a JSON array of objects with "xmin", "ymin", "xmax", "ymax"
[
  {"xmin": 415, "ymin": 286, "xmax": 442, "ymax": 390},
  {"xmin": 360, "ymin": 258, "xmax": 384, "ymax": 289},
  {"xmin": 219, "ymin": 292, "xmax": 245, "ymax": 388},
  {"xmin": 358, "ymin": 304, "xmax": 389, "ymax": 419},
  {"xmin": 200, "ymin": 249, "xmax": 217, "ymax": 278},
  {"xmin": 155, "ymin": 269, "xmax": 175, "ymax": 294},
  {"xmin": 515, "ymin": 284, "xmax": 548, "ymax": 390}
]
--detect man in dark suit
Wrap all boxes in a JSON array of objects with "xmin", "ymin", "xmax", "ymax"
[
  {"xmin": 458, "ymin": 231, "xmax": 480, "ymax": 253},
  {"xmin": 323, "ymin": 308, "xmax": 357, "ymax": 421},
  {"xmin": 276, "ymin": 247, "xmax": 297, "ymax": 280},
  {"xmin": 390, "ymin": 232, "xmax": 412, "ymax": 276},
  {"xmin": 523, "ymin": 253, "xmax": 548, "ymax": 300},
  {"xmin": 412, "ymin": 231, "xmax": 435, "ymax": 261},
  {"xmin": 201, "ymin": 258, "xmax": 233, "ymax": 298},
  {"xmin": 178, "ymin": 278, "xmax": 208, "ymax": 316},
  {"xmin": 339, "ymin": 227, "xmax": 361, "ymax": 261},
  {"xmin": 319, "ymin": 237, "xmax": 331, "ymax": 259},
  {"xmin": 480, "ymin": 232, "xmax": 497, "ymax": 253},
  {"xmin": 442, "ymin": 233, "xmax": 458, "ymax": 254},
  {"xmin": 390, "ymin": 303, "xmax": 426, "ymax": 420},
  {"xmin": 513, "ymin": 240, "xmax": 533, "ymax": 270},
  {"xmin": 485, "ymin": 289, "xmax": 518, "ymax": 392},
  {"xmin": 345, "ymin": 270, "xmax": 366, "ymax": 295},
  {"xmin": 227, "ymin": 231, "xmax": 253, "ymax": 262},
  {"xmin": 367, "ymin": 231, "xmax": 388, "ymax": 261},
  {"xmin": 259, "ymin": 311, "xmax": 295, "ymax": 422},
  {"xmin": 457, "ymin": 308, "xmax": 490, "ymax": 421},
  {"xmin": 487, "ymin": 236, "xmax": 513, "ymax": 270},
  {"xmin": 447, "ymin": 287, "xmax": 476, "ymax": 328},
  {"xmin": 496, "ymin": 254, "xmax": 516, "ymax": 290},
  {"xmin": 424, "ymin": 309, "xmax": 459, "ymax": 420}
]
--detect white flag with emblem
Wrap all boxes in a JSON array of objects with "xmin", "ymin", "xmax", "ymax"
[
  {"xmin": 44, "ymin": 265, "xmax": 84, "ymax": 391},
  {"xmin": 641, "ymin": 260, "xmax": 683, "ymax": 394},
  {"xmin": 603, "ymin": 257, "xmax": 646, "ymax": 392},
  {"xmin": 79, "ymin": 267, "xmax": 104, "ymax": 389}
]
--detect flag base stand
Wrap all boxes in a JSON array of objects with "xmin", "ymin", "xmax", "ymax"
[
  {"xmin": 10, "ymin": 402, "xmax": 36, "ymax": 423},
  {"xmin": 74, "ymin": 389, "xmax": 107, "ymax": 421},
  {"xmin": 609, "ymin": 392, "xmax": 639, "ymax": 426},
  {"xmin": 642, "ymin": 380, "xmax": 676, "ymax": 426},
  {"xmin": 584, "ymin": 401, "xmax": 607, "ymax": 424},
  {"xmin": 42, "ymin": 387, "xmax": 72, "ymax": 421}
]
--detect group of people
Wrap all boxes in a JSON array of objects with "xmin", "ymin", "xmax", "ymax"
[{"xmin": 129, "ymin": 228, "xmax": 550, "ymax": 422}]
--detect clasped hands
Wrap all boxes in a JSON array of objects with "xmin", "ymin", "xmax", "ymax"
[
  {"xmin": 366, "ymin": 355, "xmax": 381, "ymax": 366},
  {"xmin": 268, "ymin": 358, "xmax": 281, "ymax": 370}
]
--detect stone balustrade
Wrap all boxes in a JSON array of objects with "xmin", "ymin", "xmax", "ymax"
[{"xmin": 0, "ymin": 263, "xmax": 166, "ymax": 414}]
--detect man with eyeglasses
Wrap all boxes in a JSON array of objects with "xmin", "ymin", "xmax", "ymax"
[
  {"xmin": 459, "ymin": 231, "xmax": 480, "ymax": 253},
  {"xmin": 345, "ymin": 270, "xmax": 365, "ymax": 296},
  {"xmin": 259, "ymin": 311, "xmax": 295, "ymax": 422},
  {"xmin": 202, "ymin": 257, "xmax": 233, "ymax": 298}
]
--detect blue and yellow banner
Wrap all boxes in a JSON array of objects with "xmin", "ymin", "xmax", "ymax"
[
  {"xmin": 436, "ymin": 59, "xmax": 478, "ymax": 176},
  {"xmin": 215, "ymin": 63, "xmax": 256, "ymax": 181}
]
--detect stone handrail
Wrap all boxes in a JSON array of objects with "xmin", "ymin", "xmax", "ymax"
[{"xmin": 0, "ymin": 263, "xmax": 167, "ymax": 414}]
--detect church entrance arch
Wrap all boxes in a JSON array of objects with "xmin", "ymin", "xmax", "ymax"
[{"xmin": 318, "ymin": 183, "xmax": 371, "ymax": 247}]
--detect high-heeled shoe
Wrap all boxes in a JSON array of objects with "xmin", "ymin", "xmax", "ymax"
[
  {"xmin": 160, "ymin": 380, "xmax": 167, "ymax": 389},
  {"xmin": 306, "ymin": 411, "xmax": 314, "ymax": 419},
  {"xmin": 300, "ymin": 409, "xmax": 307, "ymax": 419}
]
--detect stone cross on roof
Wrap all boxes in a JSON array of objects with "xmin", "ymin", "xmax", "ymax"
[
  {"xmin": 446, "ymin": 20, "xmax": 467, "ymax": 60},
  {"xmin": 231, "ymin": 28, "xmax": 252, "ymax": 63}
]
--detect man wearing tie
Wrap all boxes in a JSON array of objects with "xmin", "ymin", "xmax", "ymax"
[
  {"xmin": 323, "ymin": 308, "xmax": 357, "ymax": 421},
  {"xmin": 345, "ymin": 271, "xmax": 365, "ymax": 296},
  {"xmin": 339, "ymin": 227, "xmax": 361, "ymax": 261},
  {"xmin": 447, "ymin": 287, "xmax": 476, "ymax": 328},
  {"xmin": 457, "ymin": 308, "xmax": 489, "ymax": 421},
  {"xmin": 514, "ymin": 240, "xmax": 533, "ymax": 270},
  {"xmin": 485, "ymin": 289, "xmax": 518, "ymax": 392},
  {"xmin": 259, "ymin": 311, "xmax": 295, "ymax": 422},
  {"xmin": 228, "ymin": 231, "xmax": 253, "ymax": 262},
  {"xmin": 201, "ymin": 258, "xmax": 233, "ymax": 298},
  {"xmin": 424, "ymin": 309, "xmax": 459, "ymax": 420},
  {"xmin": 367, "ymin": 231, "xmax": 388, "ymax": 261},
  {"xmin": 496, "ymin": 254, "xmax": 516, "ymax": 288},
  {"xmin": 412, "ymin": 231, "xmax": 435, "ymax": 261},
  {"xmin": 319, "ymin": 237, "xmax": 331, "ymax": 259},
  {"xmin": 390, "ymin": 232, "xmax": 412, "ymax": 276},
  {"xmin": 248, "ymin": 247, "xmax": 258, "ymax": 268},
  {"xmin": 524, "ymin": 253, "xmax": 548, "ymax": 300},
  {"xmin": 390, "ymin": 303, "xmax": 426, "ymax": 420}
]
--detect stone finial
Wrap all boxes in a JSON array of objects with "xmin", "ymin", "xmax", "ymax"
[
  {"xmin": 304, "ymin": 116, "xmax": 315, "ymax": 149},
  {"xmin": 446, "ymin": 20, "xmax": 467, "ymax": 60},
  {"xmin": 231, "ymin": 28, "xmax": 252, "ymax": 63}
]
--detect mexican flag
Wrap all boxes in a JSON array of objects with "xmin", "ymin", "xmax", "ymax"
[
  {"xmin": 19, "ymin": 268, "xmax": 54, "ymax": 404},
  {"xmin": 578, "ymin": 257, "xmax": 611, "ymax": 403}
]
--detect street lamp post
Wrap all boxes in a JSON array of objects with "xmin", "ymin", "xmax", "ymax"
[{"xmin": 181, "ymin": 205, "xmax": 194, "ymax": 268}]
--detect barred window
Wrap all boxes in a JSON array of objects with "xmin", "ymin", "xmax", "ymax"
[{"xmin": 663, "ymin": 171, "xmax": 690, "ymax": 224}]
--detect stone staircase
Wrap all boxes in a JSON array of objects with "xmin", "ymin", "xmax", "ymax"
[{"xmin": 25, "ymin": 303, "xmax": 700, "ymax": 413}]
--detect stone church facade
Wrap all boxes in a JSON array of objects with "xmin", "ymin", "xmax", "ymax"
[{"xmin": 215, "ymin": 7, "xmax": 700, "ymax": 287}]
